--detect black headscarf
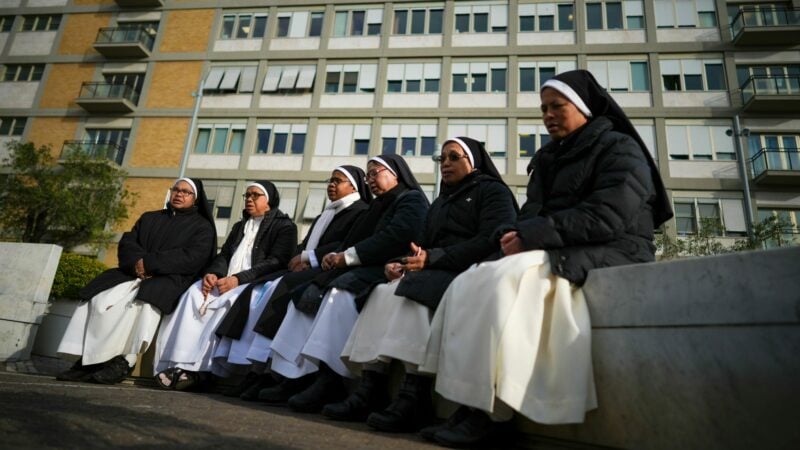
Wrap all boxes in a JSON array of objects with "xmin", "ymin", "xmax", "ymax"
[
  {"xmin": 334, "ymin": 165, "xmax": 372, "ymax": 204},
  {"xmin": 542, "ymin": 69, "xmax": 673, "ymax": 227},
  {"xmin": 442, "ymin": 136, "xmax": 503, "ymax": 181},
  {"xmin": 247, "ymin": 179, "xmax": 280, "ymax": 210},
  {"xmin": 172, "ymin": 177, "xmax": 217, "ymax": 265},
  {"xmin": 369, "ymin": 154, "xmax": 423, "ymax": 193}
]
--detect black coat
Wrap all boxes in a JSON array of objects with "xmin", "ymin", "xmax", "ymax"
[
  {"xmin": 394, "ymin": 172, "xmax": 518, "ymax": 309},
  {"xmin": 514, "ymin": 116, "xmax": 659, "ymax": 285},
  {"xmin": 79, "ymin": 206, "xmax": 216, "ymax": 315},
  {"xmin": 296, "ymin": 200, "xmax": 370, "ymax": 265},
  {"xmin": 206, "ymin": 208, "xmax": 297, "ymax": 284}
]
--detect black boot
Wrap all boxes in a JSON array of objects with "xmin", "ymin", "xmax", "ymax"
[
  {"xmin": 366, "ymin": 373, "xmax": 433, "ymax": 432},
  {"xmin": 257, "ymin": 374, "xmax": 314, "ymax": 404},
  {"xmin": 419, "ymin": 405, "xmax": 472, "ymax": 442},
  {"xmin": 56, "ymin": 359, "xmax": 103, "ymax": 382},
  {"xmin": 287, "ymin": 365, "xmax": 348, "ymax": 413},
  {"xmin": 322, "ymin": 370, "xmax": 390, "ymax": 421},
  {"xmin": 433, "ymin": 408, "xmax": 513, "ymax": 447},
  {"xmin": 222, "ymin": 371, "xmax": 260, "ymax": 397},
  {"xmin": 240, "ymin": 373, "xmax": 279, "ymax": 401},
  {"xmin": 90, "ymin": 355, "xmax": 133, "ymax": 385}
]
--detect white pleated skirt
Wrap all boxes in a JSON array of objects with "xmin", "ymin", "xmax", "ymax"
[
  {"xmin": 421, "ymin": 250, "xmax": 597, "ymax": 425},
  {"xmin": 214, "ymin": 279, "xmax": 279, "ymax": 366},
  {"xmin": 57, "ymin": 279, "xmax": 161, "ymax": 367}
]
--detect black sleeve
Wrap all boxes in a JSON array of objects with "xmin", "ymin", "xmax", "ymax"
[
  {"xmin": 205, "ymin": 221, "xmax": 243, "ymax": 277},
  {"xmin": 117, "ymin": 215, "xmax": 148, "ymax": 275},
  {"xmin": 143, "ymin": 220, "xmax": 215, "ymax": 276},
  {"xmin": 354, "ymin": 191, "xmax": 429, "ymax": 266},
  {"xmin": 234, "ymin": 220, "xmax": 298, "ymax": 284}
]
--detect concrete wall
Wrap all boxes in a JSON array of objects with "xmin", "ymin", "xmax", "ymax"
[{"xmin": 521, "ymin": 247, "xmax": 800, "ymax": 450}]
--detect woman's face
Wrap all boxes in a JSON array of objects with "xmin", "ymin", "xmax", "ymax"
[
  {"xmin": 244, "ymin": 186, "xmax": 270, "ymax": 217},
  {"xmin": 366, "ymin": 161, "xmax": 398, "ymax": 196},
  {"xmin": 327, "ymin": 170, "xmax": 357, "ymax": 201},
  {"xmin": 540, "ymin": 87, "xmax": 589, "ymax": 141},
  {"xmin": 169, "ymin": 180, "xmax": 196, "ymax": 210},
  {"xmin": 440, "ymin": 142, "xmax": 474, "ymax": 186}
]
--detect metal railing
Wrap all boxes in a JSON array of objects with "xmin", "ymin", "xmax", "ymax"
[
  {"xmin": 730, "ymin": 5, "xmax": 800, "ymax": 39},
  {"xmin": 77, "ymin": 81, "xmax": 140, "ymax": 104},
  {"xmin": 61, "ymin": 140, "xmax": 126, "ymax": 165},
  {"xmin": 750, "ymin": 147, "xmax": 800, "ymax": 177},
  {"xmin": 740, "ymin": 74, "xmax": 800, "ymax": 104},
  {"xmin": 94, "ymin": 26, "xmax": 156, "ymax": 50}
]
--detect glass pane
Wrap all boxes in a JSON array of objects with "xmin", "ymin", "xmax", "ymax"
[
  {"xmin": 253, "ymin": 16, "xmax": 267, "ymax": 38},
  {"xmin": 520, "ymin": 16, "xmax": 535, "ymax": 32},
  {"xmin": 424, "ymin": 78, "xmax": 439, "ymax": 92},
  {"xmin": 11, "ymin": 118, "xmax": 26, "ymax": 135},
  {"xmin": 401, "ymin": 137, "xmax": 416, "ymax": 156},
  {"xmin": 491, "ymin": 68, "xmax": 506, "ymax": 92},
  {"xmin": 627, "ymin": 16, "xmax": 644, "ymax": 29},
  {"xmin": 221, "ymin": 16, "xmax": 234, "ymax": 39},
  {"xmin": 558, "ymin": 5, "xmax": 575, "ymax": 30},
  {"xmin": 684, "ymin": 74, "xmax": 703, "ymax": 90},
  {"xmin": 520, "ymin": 67, "xmax": 536, "ymax": 91},
  {"xmin": 472, "ymin": 73, "xmax": 487, "ymax": 92},
  {"xmin": 411, "ymin": 10, "xmax": 426, "ymax": 34},
  {"xmin": 230, "ymin": 129, "xmax": 244, "ymax": 154},
  {"xmin": 631, "ymin": 62, "xmax": 650, "ymax": 91},
  {"xmin": 351, "ymin": 11, "xmax": 365, "ymax": 36},
  {"xmin": 539, "ymin": 16, "xmax": 554, "ymax": 31},
  {"xmin": 429, "ymin": 9, "xmax": 443, "ymax": 33},
  {"xmin": 663, "ymin": 74, "xmax": 682, "ymax": 90},
  {"xmin": 325, "ymin": 71, "xmax": 340, "ymax": 93},
  {"xmin": 236, "ymin": 15, "xmax": 251, "ymax": 38},
  {"xmin": 291, "ymin": 133, "xmax": 306, "ymax": 154},
  {"xmin": 540, "ymin": 133, "xmax": 551, "ymax": 147},
  {"xmin": 256, "ymin": 129, "xmax": 271, "ymax": 153},
  {"xmin": 421, "ymin": 137, "xmax": 436, "ymax": 155},
  {"xmin": 277, "ymin": 17, "xmax": 290, "ymax": 37},
  {"xmin": 455, "ymin": 14, "xmax": 469, "ymax": 33},
  {"xmin": 211, "ymin": 128, "xmax": 228, "ymax": 154},
  {"xmin": 587, "ymin": 4, "xmax": 603, "ymax": 29},
  {"xmin": 273, "ymin": 133, "xmax": 288, "ymax": 154},
  {"xmin": 406, "ymin": 79, "xmax": 421, "ymax": 92},
  {"xmin": 705, "ymin": 64, "xmax": 726, "ymax": 90},
  {"xmin": 342, "ymin": 72, "xmax": 358, "ymax": 92},
  {"xmin": 382, "ymin": 137, "xmax": 397, "ymax": 154},
  {"xmin": 474, "ymin": 13, "xmax": 488, "ymax": 32},
  {"xmin": 18, "ymin": 65, "xmax": 31, "ymax": 81},
  {"xmin": 519, "ymin": 134, "xmax": 536, "ymax": 157},
  {"xmin": 387, "ymin": 80, "xmax": 402, "ymax": 92},
  {"xmin": 452, "ymin": 74, "xmax": 467, "ymax": 92},
  {"xmin": 0, "ymin": 119, "xmax": 11, "ymax": 135},
  {"xmin": 698, "ymin": 203, "xmax": 720, "ymax": 219},
  {"xmin": 367, "ymin": 23, "xmax": 381, "ymax": 35},
  {"xmin": 606, "ymin": 2, "xmax": 623, "ymax": 29},
  {"xmin": 698, "ymin": 11, "xmax": 716, "ymax": 27},
  {"xmin": 394, "ymin": 10, "xmax": 408, "ymax": 34},
  {"xmin": 194, "ymin": 129, "xmax": 210, "ymax": 153},
  {"xmin": 354, "ymin": 139, "xmax": 369, "ymax": 155},
  {"xmin": 539, "ymin": 67, "xmax": 556, "ymax": 85},
  {"xmin": 309, "ymin": 13, "xmax": 323, "ymax": 37},
  {"xmin": 35, "ymin": 17, "xmax": 47, "ymax": 31},
  {"xmin": 334, "ymin": 12, "xmax": 347, "ymax": 36}
]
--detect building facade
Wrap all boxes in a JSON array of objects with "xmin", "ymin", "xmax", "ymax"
[{"xmin": 0, "ymin": 0, "xmax": 798, "ymax": 264}]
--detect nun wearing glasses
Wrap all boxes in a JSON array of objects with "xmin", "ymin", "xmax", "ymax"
[
  {"xmin": 324, "ymin": 137, "xmax": 518, "ymax": 433},
  {"xmin": 154, "ymin": 180, "xmax": 297, "ymax": 391},
  {"xmin": 57, "ymin": 178, "xmax": 216, "ymax": 385}
]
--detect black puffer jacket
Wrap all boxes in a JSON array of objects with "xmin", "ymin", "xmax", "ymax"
[{"xmin": 515, "ymin": 116, "xmax": 658, "ymax": 284}]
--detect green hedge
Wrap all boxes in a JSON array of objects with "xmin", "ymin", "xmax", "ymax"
[{"xmin": 51, "ymin": 253, "xmax": 108, "ymax": 300}]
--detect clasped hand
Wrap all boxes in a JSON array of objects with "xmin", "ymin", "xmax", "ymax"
[
  {"xmin": 500, "ymin": 231, "xmax": 524, "ymax": 256},
  {"xmin": 384, "ymin": 242, "xmax": 427, "ymax": 281},
  {"xmin": 321, "ymin": 252, "xmax": 346, "ymax": 271},
  {"xmin": 201, "ymin": 273, "xmax": 239, "ymax": 297},
  {"xmin": 134, "ymin": 258, "xmax": 150, "ymax": 280}
]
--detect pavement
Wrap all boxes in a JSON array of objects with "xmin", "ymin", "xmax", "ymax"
[{"xmin": 0, "ymin": 361, "xmax": 584, "ymax": 450}]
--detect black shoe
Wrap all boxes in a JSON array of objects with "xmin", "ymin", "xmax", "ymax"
[
  {"xmin": 257, "ymin": 374, "xmax": 314, "ymax": 404},
  {"xmin": 240, "ymin": 374, "xmax": 279, "ymax": 401},
  {"xmin": 433, "ymin": 409, "xmax": 512, "ymax": 447},
  {"xmin": 56, "ymin": 359, "xmax": 103, "ymax": 382},
  {"xmin": 287, "ymin": 367, "xmax": 348, "ymax": 413},
  {"xmin": 366, "ymin": 373, "xmax": 433, "ymax": 432},
  {"xmin": 222, "ymin": 372, "xmax": 260, "ymax": 397},
  {"xmin": 90, "ymin": 356, "xmax": 133, "ymax": 385},
  {"xmin": 322, "ymin": 370, "xmax": 390, "ymax": 422},
  {"xmin": 419, "ymin": 405, "xmax": 472, "ymax": 442}
]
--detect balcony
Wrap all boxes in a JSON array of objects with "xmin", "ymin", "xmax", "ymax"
[
  {"xmin": 750, "ymin": 148, "xmax": 800, "ymax": 185},
  {"xmin": 740, "ymin": 75, "xmax": 800, "ymax": 112},
  {"xmin": 60, "ymin": 140, "xmax": 125, "ymax": 166},
  {"xmin": 730, "ymin": 6, "xmax": 800, "ymax": 45},
  {"xmin": 93, "ymin": 26, "xmax": 156, "ymax": 59},
  {"xmin": 114, "ymin": 0, "xmax": 163, "ymax": 7},
  {"xmin": 75, "ymin": 82, "xmax": 138, "ymax": 113}
]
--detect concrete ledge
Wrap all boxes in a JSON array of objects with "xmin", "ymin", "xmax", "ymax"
[{"xmin": 521, "ymin": 247, "xmax": 800, "ymax": 450}]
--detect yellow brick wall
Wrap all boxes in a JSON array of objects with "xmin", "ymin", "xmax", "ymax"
[
  {"xmin": 159, "ymin": 9, "xmax": 214, "ymax": 53},
  {"xmin": 58, "ymin": 13, "xmax": 112, "ymax": 56},
  {"xmin": 39, "ymin": 63, "xmax": 97, "ymax": 109},
  {"xmin": 26, "ymin": 117, "xmax": 80, "ymax": 156},
  {"xmin": 102, "ymin": 243, "xmax": 119, "ymax": 268},
  {"xmin": 130, "ymin": 118, "xmax": 188, "ymax": 168},
  {"xmin": 145, "ymin": 61, "xmax": 202, "ymax": 109},
  {"xmin": 118, "ymin": 177, "xmax": 174, "ymax": 232}
]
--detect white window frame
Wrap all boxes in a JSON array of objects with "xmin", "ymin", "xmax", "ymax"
[
  {"xmin": 518, "ymin": 60, "xmax": 577, "ymax": 92},
  {"xmin": 673, "ymin": 197, "xmax": 746, "ymax": 236},
  {"xmin": 517, "ymin": 123, "xmax": 552, "ymax": 157},
  {"xmin": 203, "ymin": 181, "xmax": 236, "ymax": 220},
  {"xmin": 654, "ymin": 0, "xmax": 717, "ymax": 28},
  {"xmin": 454, "ymin": 3, "xmax": 508, "ymax": 33},
  {"xmin": 20, "ymin": 14, "xmax": 60, "ymax": 32},
  {"xmin": 391, "ymin": 4, "xmax": 445, "ymax": 35},
  {"xmin": 314, "ymin": 123, "xmax": 372, "ymax": 156},
  {"xmin": 518, "ymin": 2, "xmax": 576, "ymax": 32},
  {"xmin": 0, "ymin": 16, "xmax": 15, "ymax": 33},
  {"xmin": 194, "ymin": 123, "xmax": 247, "ymax": 155},
  {"xmin": 275, "ymin": 10, "xmax": 325, "ymax": 38},
  {"xmin": 451, "ymin": 61, "xmax": 507, "ymax": 93},
  {"xmin": 666, "ymin": 122, "xmax": 736, "ymax": 161},
  {"xmin": 587, "ymin": 59, "xmax": 650, "ymax": 92},
  {"xmin": 386, "ymin": 62, "xmax": 441, "ymax": 93},
  {"xmin": 324, "ymin": 64, "xmax": 377, "ymax": 94},
  {"xmin": 2, "ymin": 64, "xmax": 45, "ymax": 82},
  {"xmin": 254, "ymin": 123, "xmax": 308, "ymax": 155},
  {"xmin": 380, "ymin": 123, "xmax": 438, "ymax": 156},
  {"xmin": 0, "ymin": 116, "xmax": 26, "ymax": 136},
  {"xmin": 333, "ymin": 8, "xmax": 384, "ymax": 37},
  {"xmin": 203, "ymin": 66, "xmax": 258, "ymax": 94},
  {"xmin": 660, "ymin": 58, "xmax": 727, "ymax": 92},
  {"xmin": 219, "ymin": 13, "xmax": 268, "ymax": 40},
  {"xmin": 585, "ymin": 1, "xmax": 644, "ymax": 30},
  {"xmin": 447, "ymin": 120, "xmax": 507, "ymax": 156},
  {"xmin": 262, "ymin": 65, "xmax": 317, "ymax": 93}
]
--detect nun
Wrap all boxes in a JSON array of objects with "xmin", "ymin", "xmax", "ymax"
[
  {"xmin": 324, "ymin": 137, "xmax": 518, "ymax": 432},
  {"xmin": 154, "ymin": 180, "xmax": 297, "ymax": 390},
  {"xmin": 56, "ymin": 178, "xmax": 216, "ymax": 384},
  {"xmin": 213, "ymin": 166, "xmax": 372, "ymax": 398},
  {"xmin": 258, "ymin": 154, "xmax": 429, "ymax": 413},
  {"xmin": 420, "ymin": 70, "xmax": 673, "ymax": 447}
]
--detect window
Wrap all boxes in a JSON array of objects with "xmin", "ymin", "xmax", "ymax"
[
  {"xmin": 386, "ymin": 63, "xmax": 441, "ymax": 93},
  {"xmin": 518, "ymin": 124, "xmax": 552, "ymax": 157},
  {"xmin": 2, "ymin": 64, "xmax": 45, "ymax": 82},
  {"xmin": 203, "ymin": 66, "xmax": 258, "ymax": 94},
  {"xmin": 203, "ymin": 181, "xmax": 236, "ymax": 220},
  {"xmin": 255, "ymin": 123, "xmax": 307, "ymax": 155},
  {"xmin": 454, "ymin": 3, "xmax": 508, "ymax": 33},
  {"xmin": 655, "ymin": 0, "xmax": 717, "ymax": 28},
  {"xmin": 747, "ymin": 134, "xmax": 800, "ymax": 173},
  {"xmin": 314, "ymin": 124, "xmax": 372, "ymax": 156},
  {"xmin": 666, "ymin": 123, "xmax": 735, "ymax": 160},
  {"xmin": 393, "ymin": 6, "xmax": 444, "ymax": 34},
  {"xmin": 262, "ymin": 65, "xmax": 316, "ymax": 94},
  {"xmin": 82, "ymin": 128, "xmax": 130, "ymax": 164},
  {"xmin": 660, "ymin": 59, "xmax": 727, "ymax": 91},
  {"xmin": 275, "ymin": 11, "xmax": 324, "ymax": 38},
  {"xmin": 451, "ymin": 62, "xmax": 507, "ymax": 93},
  {"xmin": 674, "ymin": 197, "xmax": 746, "ymax": 236},
  {"xmin": 103, "ymin": 72, "xmax": 145, "ymax": 103},
  {"xmin": 757, "ymin": 208, "xmax": 800, "ymax": 247},
  {"xmin": 448, "ymin": 120, "xmax": 507, "ymax": 157},
  {"xmin": 20, "ymin": 15, "xmax": 60, "ymax": 32},
  {"xmin": 324, "ymin": 64, "xmax": 377, "ymax": 94},
  {"xmin": 587, "ymin": 60, "xmax": 650, "ymax": 92},
  {"xmin": 585, "ymin": 1, "xmax": 644, "ymax": 30},
  {"xmin": 380, "ymin": 123, "xmax": 437, "ymax": 156},
  {"xmin": 0, "ymin": 117, "xmax": 26, "ymax": 136},
  {"xmin": 519, "ymin": 3, "xmax": 576, "ymax": 31},
  {"xmin": 220, "ymin": 13, "xmax": 267, "ymax": 39},
  {"xmin": 518, "ymin": 61, "xmax": 576, "ymax": 92},
  {"xmin": 194, "ymin": 124, "xmax": 246, "ymax": 154},
  {"xmin": 1, "ymin": 16, "xmax": 14, "ymax": 33},
  {"xmin": 334, "ymin": 9, "xmax": 383, "ymax": 36}
]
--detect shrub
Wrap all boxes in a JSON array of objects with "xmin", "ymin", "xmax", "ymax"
[{"xmin": 51, "ymin": 253, "xmax": 107, "ymax": 300}]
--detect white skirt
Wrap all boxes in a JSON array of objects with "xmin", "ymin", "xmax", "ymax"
[
  {"xmin": 57, "ymin": 279, "xmax": 161, "ymax": 367},
  {"xmin": 342, "ymin": 280, "xmax": 432, "ymax": 374},
  {"xmin": 214, "ymin": 279, "xmax": 280, "ymax": 366},
  {"xmin": 421, "ymin": 250, "xmax": 597, "ymax": 425},
  {"xmin": 154, "ymin": 280, "xmax": 248, "ymax": 376}
]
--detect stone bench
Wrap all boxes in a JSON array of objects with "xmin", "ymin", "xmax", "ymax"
[{"xmin": 520, "ymin": 246, "xmax": 800, "ymax": 450}]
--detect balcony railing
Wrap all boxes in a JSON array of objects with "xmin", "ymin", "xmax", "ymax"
[
  {"xmin": 78, "ymin": 82, "xmax": 139, "ymax": 103},
  {"xmin": 740, "ymin": 74, "xmax": 800, "ymax": 111},
  {"xmin": 730, "ymin": 6, "xmax": 800, "ymax": 44},
  {"xmin": 750, "ymin": 148, "xmax": 800, "ymax": 179},
  {"xmin": 94, "ymin": 26, "xmax": 156, "ymax": 57},
  {"xmin": 61, "ymin": 140, "xmax": 125, "ymax": 166},
  {"xmin": 115, "ymin": 0, "xmax": 163, "ymax": 7}
]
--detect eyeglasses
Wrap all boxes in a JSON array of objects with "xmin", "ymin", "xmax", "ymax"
[
  {"xmin": 170, "ymin": 188, "xmax": 195, "ymax": 196},
  {"xmin": 242, "ymin": 192, "xmax": 266, "ymax": 200},
  {"xmin": 366, "ymin": 167, "xmax": 388, "ymax": 179},
  {"xmin": 325, "ymin": 177, "xmax": 350, "ymax": 186},
  {"xmin": 435, "ymin": 153, "xmax": 469, "ymax": 163}
]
